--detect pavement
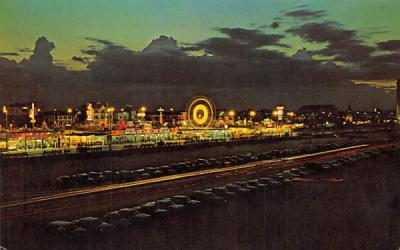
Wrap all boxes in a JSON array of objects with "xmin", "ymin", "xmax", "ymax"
[
  {"xmin": 1, "ymin": 142, "xmax": 399, "ymax": 250},
  {"xmin": 0, "ymin": 143, "xmax": 385, "ymax": 225}
]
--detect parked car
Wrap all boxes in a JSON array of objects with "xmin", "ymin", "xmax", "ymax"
[
  {"xmin": 96, "ymin": 222, "xmax": 115, "ymax": 234},
  {"xmin": 171, "ymin": 195, "xmax": 201, "ymax": 209},
  {"xmin": 212, "ymin": 186, "xmax": 237, "ymax": 199},
  {"xmin": 191, "ymin": 191, "xmax": 226, "ymax": 206},
  {"xmin": 46, "ymin": 221, "xmax": 75, "ymax": 235},
  {"xmin": 104, "ymin": 211, "xmax": 131, "ymax": 230},
  {"xmin": 76, "ymin": 217, "xmax": 101, "ymax": 232},
  {"xmin": 118, "ymin": 207, "xmax": 139, "ymax": 220}
]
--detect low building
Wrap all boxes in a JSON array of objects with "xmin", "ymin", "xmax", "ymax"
[
  {"xmin": 40, "ymin": 111, "xmax": 75, "ymax": 129},
  {"xmin": 298, "ymin": 105, "xmax": 338, "ymax": 128},
  {"xmin": 2, "ymin": 102, "xmax": 39, "ymax": 128},
  {"xmin": 396, "ymin": 79, "xmax": 400, "ymax": 121}
]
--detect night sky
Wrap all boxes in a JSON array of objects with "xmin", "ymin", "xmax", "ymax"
[{"xmin": 1, "ymin": 0, "xmax": 400, "ymax": 110}]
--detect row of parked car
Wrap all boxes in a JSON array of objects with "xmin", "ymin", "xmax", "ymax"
[
  {"xmin": 56, "ymin": 142, "xmax": 357, "ymax": 189},
  {"xmin": 47, "ymin": 144, "xmax": 400, "ymax": 240}
]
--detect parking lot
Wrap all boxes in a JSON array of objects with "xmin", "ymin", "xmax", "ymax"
[{"xmin": 3, "ymin": 144, "xmax": 400, "ymax": 250}]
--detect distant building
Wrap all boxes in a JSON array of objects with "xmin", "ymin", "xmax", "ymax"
[
  {"xmin": 299, "ymin": 105, "xmax": 338, "ymax": 128},
  {"xmin": 299, "ymin": 105, "xmax": 338, "ymax": 114},
  {"xmin": 115, "ymin": 105, "xmax": 137, "ymax": 123},
  {"xmin": 345, "ymin": 104, "xmax": 353, "ymax": 124},
  {"xmin": 41, "ymin": 110, "xmax": 74, "ymax": 129},
  {"xmin": 7, "ymin": 103, "xmax": 31, "ymax": 117},
  {"xmin": 85, "ymin": 102, "xmax": 113, "ymax": 128},
  {"xmin": 4, "ymin": 102, "xmax": 39, "ymax": 127},
  {"xmin": 397, "ymin": 79, "xmax": 400, "ymax": 121}
]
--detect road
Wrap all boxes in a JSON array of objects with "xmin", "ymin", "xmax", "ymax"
[{"xmin": 0, "ymin": 143, "xmax": 391, "ymax": 228}]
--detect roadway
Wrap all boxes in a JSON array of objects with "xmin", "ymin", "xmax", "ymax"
[{"xmin": 0, "ymin": 143, "xmax": 391, "ymax": 228}]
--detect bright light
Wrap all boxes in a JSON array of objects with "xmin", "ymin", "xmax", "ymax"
[
  {"xmin": 140, "ymin": 106, "xmax": 147, "ymax": 112},
  {"xmin": 2, "ymin": 106, "xmax": 7, "ymax": 114},
  {"xmin": 67, "ymin": 108, "xmax": 73, "ymax": 113},
  {"xmin": 249, "ymin": 110, "xmax": 256, "ymax": 117},
  {"xmin": 228, "ymin": 110, "xmax": 235, "ymax": 117},
  {"xmin": 272, "ymin": 110, "xmax": 278, "ymax": 116},
  {"xmin": 107, "ymin": 107, "xmax": 115, "ymax": 112}
]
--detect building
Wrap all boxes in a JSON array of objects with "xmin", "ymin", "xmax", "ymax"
[
  {"xmin": 299, "ymin": 105, "xmax": 338, "ymax": 114},
  {"xmin": 345, "ymin": 104, "xmax": 353, "ymax": 124},
  {"xmin": 397, "ymin": 79, "xmax": 400, "ymax": 121},
  {"xmin": 115, "ymin": 105, "xmax": 137, "ymax": 124},
  {"xmin": 299, "ymin": 105, "xmax": 338, "ymax": 128},
  {"xmin": 85, "ymin": 102, "xmax": 114, "ymax": 128},
  {"xmin": 41, "ymin": 110, "xmax": 75, "ymax": 129},
  {"xmin": 2, "ymin": 102, "xmax": 39, "ymax": 128}
]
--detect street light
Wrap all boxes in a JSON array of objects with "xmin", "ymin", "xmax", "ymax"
[
  {"xmin": 157, "ymin": 107, "xmax": 165, "ymax": 125},
  {"xmin": 228, "ymin": 110, "xmax": 235, "ymax": 117},
  {"xmin": 67, "ymin": 108, "xmax": 73, "ymax": 114},
  {"xmin": 249, "ymin": 110, "xmax": 256, "ymax": 118},
  {"xmin": 2, "ymin": 105, "xmax": 7, "ymax": 129},
  {"xmin": 138, "ymin": 106, "xmax": 147, "ymax": 121}
]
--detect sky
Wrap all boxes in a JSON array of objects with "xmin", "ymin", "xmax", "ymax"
[{"xmin": 0, "ymin": 0, "xmax": 400, "ymax": 110}]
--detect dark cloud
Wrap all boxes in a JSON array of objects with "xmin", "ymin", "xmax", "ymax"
[
  {"xmin": 365, "ymin": 30, "xmax": 389, "ymax": 36},
  {"xmin": 0, "ymin": 32, "xmax": 397, "ymax": 111},
  {"xmin": 20, "ymin": 36, "xmax": 56, "ymax": 71},
  {"xmin": 285, "ymin": 9, "xmax": 326, "ymax": 19},
  {"xmin": 0, "ymin": 57, "xmax": 18, "ymax": 68},
  {"xmin": 71, "ymin": 56, "xmax": 90, "ymax": 64},
  {"xmin": 0, "ymin": 51, "xmax": 19, "ymax": 56},
  {"xmin": 218, "ymin": 28, "xmax": 288, "ymax": 48},
  {"xmin": 75, "ymin": 32, "xmax": 390, "ymax": 110},
  {"xmin": 367, "ymin": 53, "xmax": 400, "ymax": 64},
  {"xmin": 142, "ymin": 35, "xmax": 183, "ymax": 56},
  {"xmin": 85, "ymin": 37, "xmax": 115, "ymax": 46},
  {"xmin": 295, "ymin": 4, "xmax": 309, "ymax": 9},
  {"xmin": 287, "ymin": 21, "xmax": 375, "ymax": 63},
  {"xmin": 287, "ymin": 21, "xmax": 353, "ymax": 44},
  {"xmin": 377, "ymin": 40, "xmax": 400, "ymax": 52},
  {"xmin": 270, "ymin": 22, "xmax": 280, "ymax": 29},
  {"xmin": 292, "ymin": 48, "xmax": 313, "ymax": 61},
  {"xmin": 185, "ymin": 27, "xmax": 289, "ymax": 58},
  {"xmin": 285, "ymin": 19, "xmax": 399, "ymax": 81},
  {"xmin": 18, "ymin": 47, "xmax": 33, "ymax": 53},
  {"xmin": 81, "ymin": 49, "xmax": 99, "ymax": 56}
]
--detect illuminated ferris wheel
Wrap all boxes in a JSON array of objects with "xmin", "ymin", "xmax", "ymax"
[{"xmin": 186, "ymin": 96, "xmax": 216, "ymax": 128}]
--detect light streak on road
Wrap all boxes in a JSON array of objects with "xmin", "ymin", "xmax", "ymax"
[{"xmin": 1, "ymin": 144, "xmax": 371, "ymax": 209}]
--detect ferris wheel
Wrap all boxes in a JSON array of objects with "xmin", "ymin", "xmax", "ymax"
[{"xmin": 185, "ymin": 96, "xmax": 216, "ymax": 128}]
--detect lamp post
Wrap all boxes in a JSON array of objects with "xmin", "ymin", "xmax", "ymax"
[
  {"xmin": 138, "ymin": 106, "xmax": 147, "ymax": 121},
  {"xmin": 53, "ymin": 109, "xmax": 57, "ymax": 129},
  {"xmin": 249, "ymin": 110, "xmax": 256, "ymax": 122},
  {"xmin": 2, "ymin": 105, "xmax": 7, "ymax": 130},
  {"xmin": 228, "ymin": 110, "xmax": 235, "ymax": 120},
  {"xmin": 157, "ymin": 107, "xmax": 165, "ymax": 126},
  {"xmin": 66, "ymin": 108, "xmax": 73, "ymax": 128},
  {"xmin": 29, "ymin": 103, "xmax": 36, "ymax": 128}
]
